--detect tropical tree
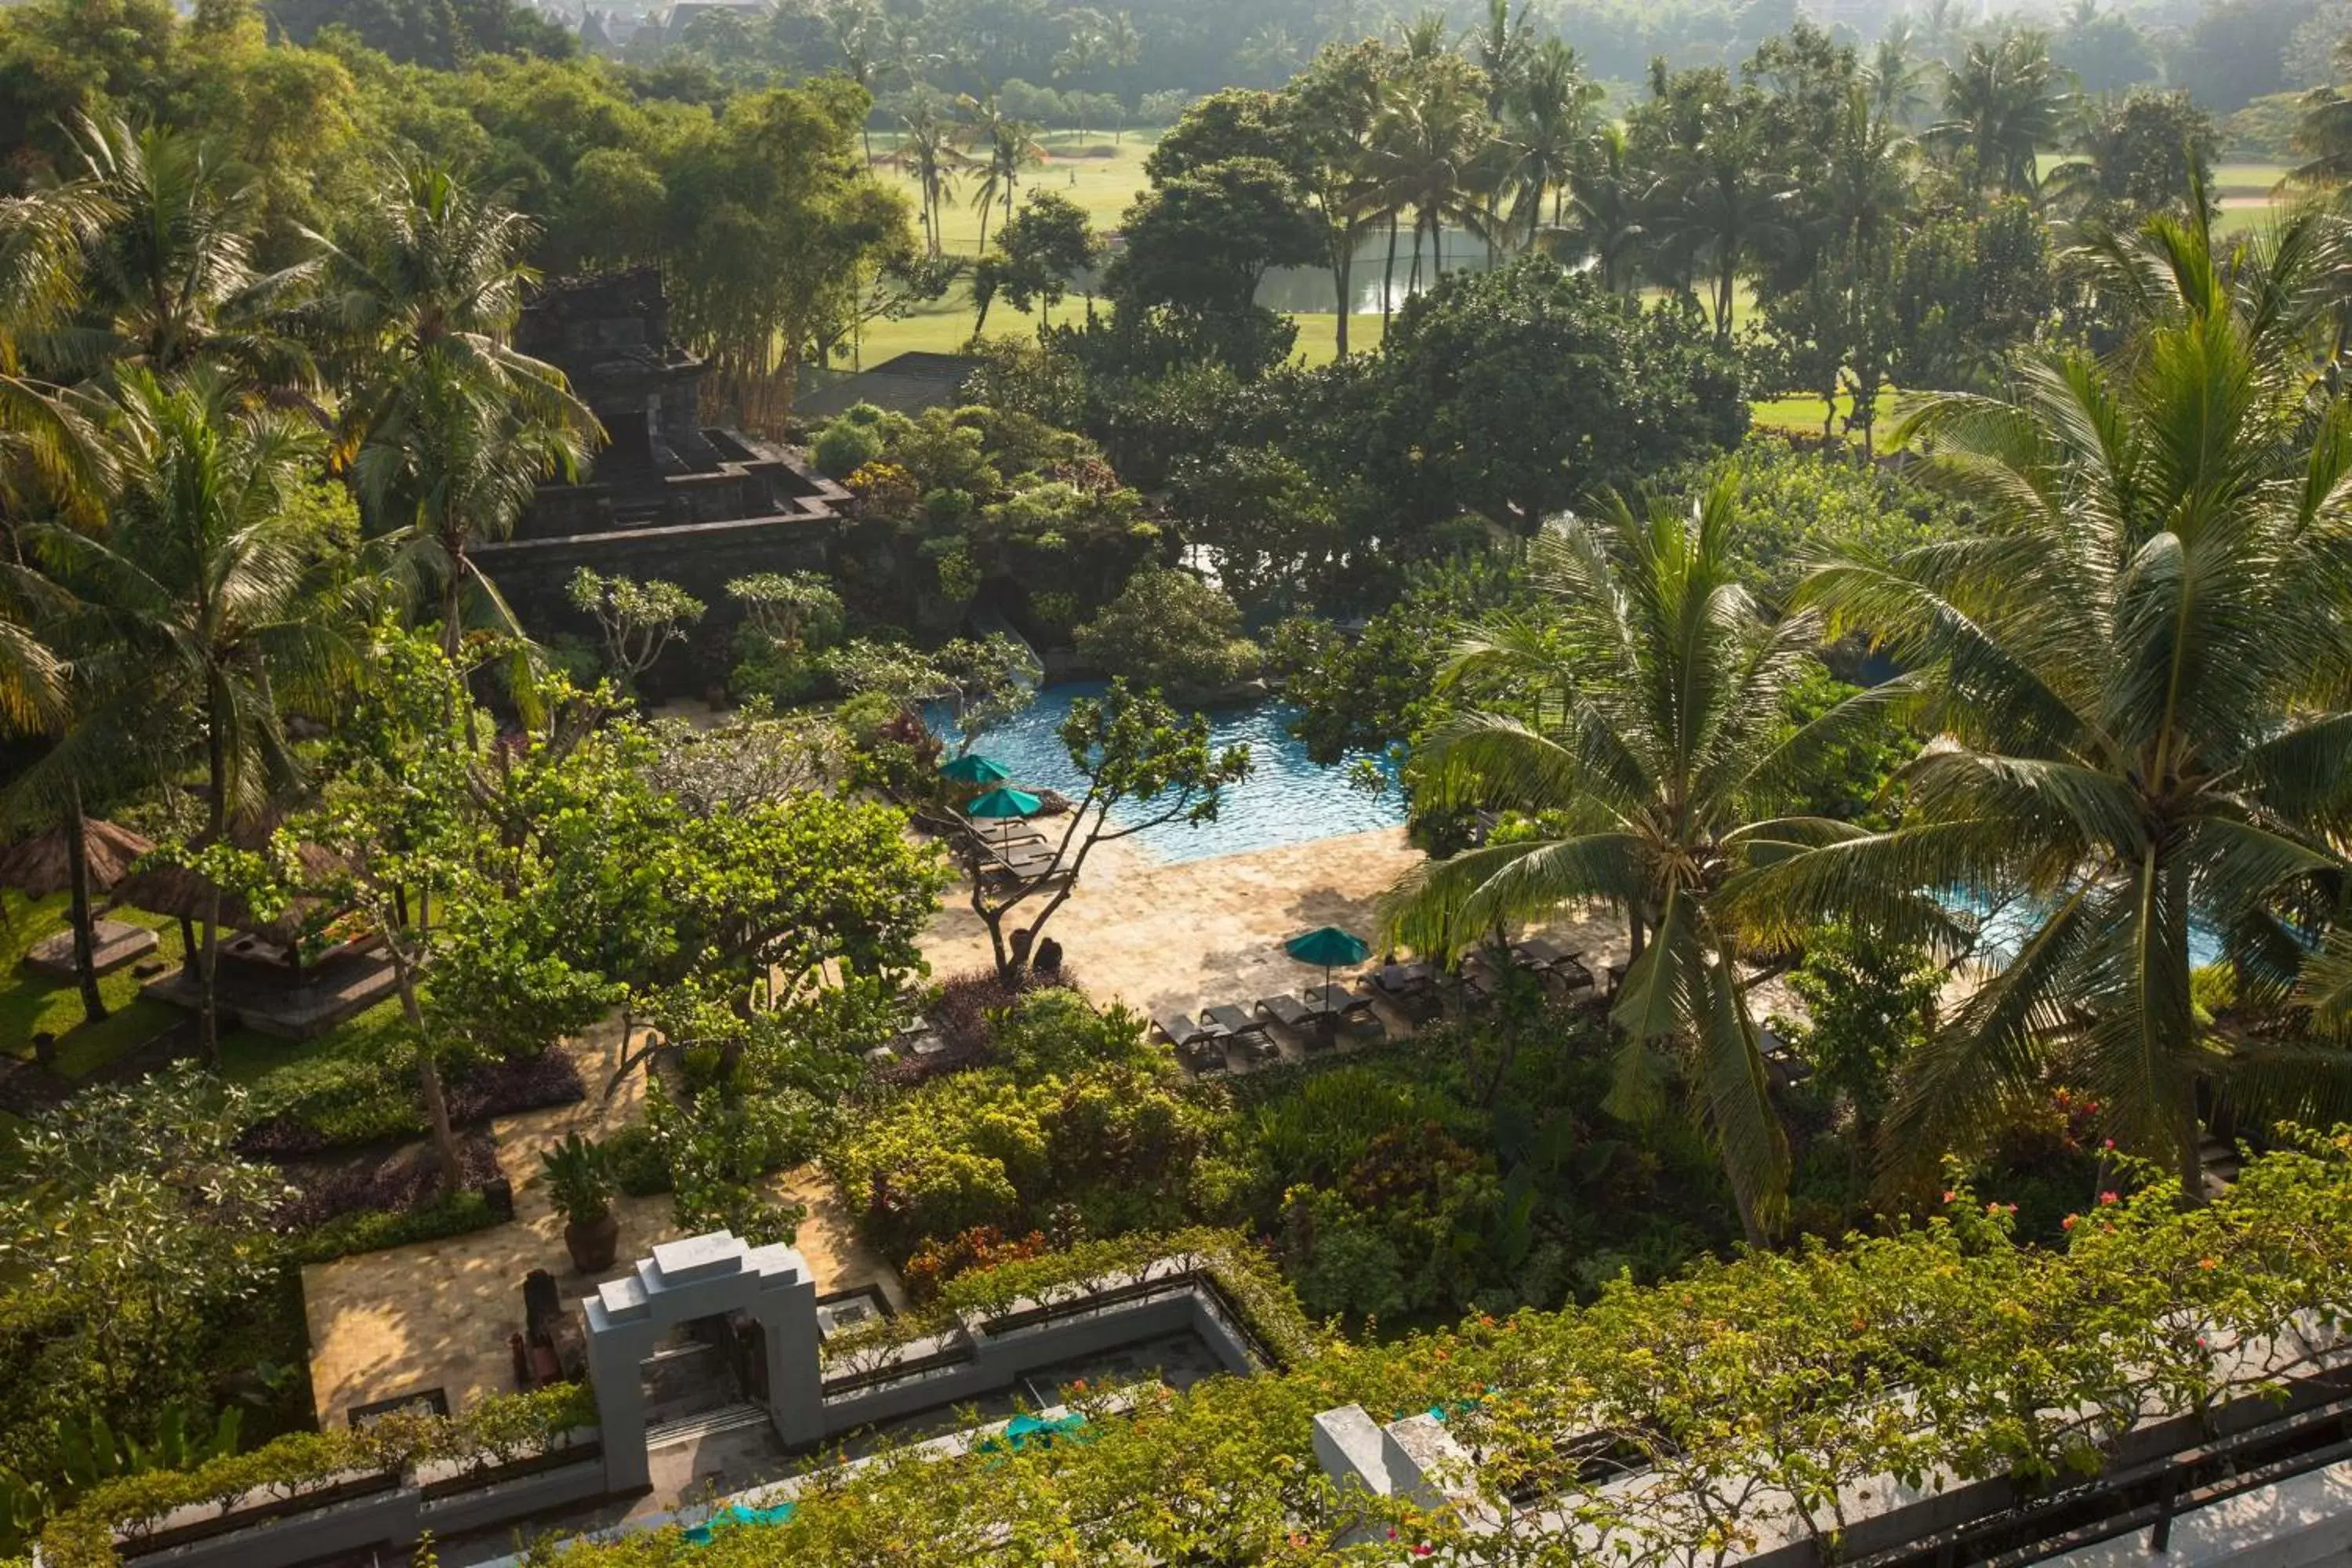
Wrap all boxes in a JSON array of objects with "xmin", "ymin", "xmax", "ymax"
[
  {"xmin": 892, "ymin": 104, "xmax": 968, "ymax": 257},
  {"xmin": 305, "ymin": 165, "xmax": 594, "ymax": 661},
  {"xmin": 1361, "ymin": 53, "xmax": 1499, "ymax": 297},
  {"xmin": 1547, "ymin": 122, "xmax": 1651, "ymax": 293},
  {"xmin": 34, "ymin": 368, "xmax": 356, "ymax": 1061},
  {"xmin": 960, "ymin": 98, "xmax": 1044, "ymax": 254},
  {"xmin": 1384, "ymin": 477, "xmax": 1884, "ymax": 1245},
  {"xmin": 1738, "ymin": 205, "xmax": 2352, "ymax": 1200},
  {"xmin": 1502, "ymin": 38, "xmax": 1601, "ymax": 244},
  {"xmin": 1929, "ymin": 31, "xmax": 2072, "ymax": 200}
]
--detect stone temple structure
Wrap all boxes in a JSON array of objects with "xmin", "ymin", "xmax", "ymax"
[{"xmin": 474, "ymin": 267, "xmax": 851, "ymax": 678}]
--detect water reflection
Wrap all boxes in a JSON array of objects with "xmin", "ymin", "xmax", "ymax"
[{"xmin": 1254, "ymin": 227, "xmax": 1497, "ymax": 314}]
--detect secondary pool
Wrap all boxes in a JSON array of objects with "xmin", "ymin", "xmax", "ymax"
[{"xmin": 939, "ymin": 682, "xmax": 1406, "ymax": 863}]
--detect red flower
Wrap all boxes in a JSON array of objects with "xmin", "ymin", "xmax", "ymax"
[
  {"xmin": 1941, "ymin": 1190, "xmax": 1957, "ymax": 1203},
  {"xmin": 2098, "ymin": 1190, "xmax": 2119, "ymax": 1205},
  {"xmin": 2061, "ymin": 1215, "xmax": 2078, "ymax": 1230},
  {"xmin": 2101, "ymin": 1138, "xmax": 2115, "ymax": 1150}
]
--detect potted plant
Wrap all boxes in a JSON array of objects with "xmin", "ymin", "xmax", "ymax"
[{"xmin": 541, "ymin": 1132, "xmax": 619, "ymax": 1273}]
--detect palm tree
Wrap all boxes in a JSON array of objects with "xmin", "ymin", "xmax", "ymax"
[
  {"xmin": 1653, "ymin": 79, "xmax": 1791, "ymax": 342},
  {"xmin": 34, "ymin": 369, "xmax": 356, "ymax": 1062},
  {"xmin": 1544, "ymin": 122, "xmax": 1651, "ymax": 293},
  {"xmin": 1738, "ymin": 205, "xmax": 2352, "ymax": 1200},
  {"xmin": 891, "ymin": 105, "xmax": 969, "ymax": 257},
  {"xmin": 1929, "ymin": 32, "xmax": 2071, "ymax": 200},
  {"xmin": 1504, "ymin": 38, "xmax": 1601, "ymax": 245},
  {"xmin": 29, "ymin": 114, "xmax": 312, "ymax": 390},
  {"xmin": 1864, "ymin": 26, "xmax": 1934, "ymax": 129},
  {"xmin": 1363, "ymin": 56, "xmax": 1500, "ymax": 296},
  {"xmin": 1385, "ymin": 478, "xmax": 1886, "ymax": 1245},
  {"xmin": 300, "ymin": 166, "xmax": 595, "ymax": 662},
  {"xmin": 1472, "ymin": 0, "xmax": 1537, "ymax": 119},
  {"xmin": 960, "ymin": 99, "xmax": 1043, "ymax": 254}
]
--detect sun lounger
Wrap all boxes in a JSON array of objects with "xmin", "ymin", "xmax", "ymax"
[
  {"xmin": 1373, "ymin": 960, "xmax": 1436, "ymax": 997},
  {"xmin": 1307, "ymin": 983, "xmax": 1381, "ymax": 1023},
  {"xmin": 1514, "ymin": 937, "xmax": 1595, "ymax": 992},
  {"xmin": 1255, "ymin": 993, "xmax": 1317, "ymax": 1031},
  {"xmin": 1152, "ymin": 1011, "xmax": 1221, "ymax": 1049},
  {"xmin": 1204, "ymin": 1004, "xmax": 1279, "ymax": 1059}
]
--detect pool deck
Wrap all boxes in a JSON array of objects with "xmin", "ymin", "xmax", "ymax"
[{"xmin": 920, "ymin": 826, "xmax": 1646, "ymax": 1027}]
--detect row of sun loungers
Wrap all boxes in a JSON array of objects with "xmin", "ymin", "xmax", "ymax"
[
  {"xmin": 1152, "ymin": 985, "xmax": 1389, "ymax": 1075},
  {"xmin": 1152, "ymin": 938, "xmax": 1610, "ymax": 1076}
]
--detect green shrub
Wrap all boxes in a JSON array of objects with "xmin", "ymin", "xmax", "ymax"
[
  {"xmin": 812, "ymin": 416, "xmax": 886, "ymax": 479},
  {"xmin": 282, "ymin": 1191, "xmax": 500, "ymax": 1265},
  {"xmin": 601, "ymin": 1123, "xmax": 672, "ymax": 1197}
]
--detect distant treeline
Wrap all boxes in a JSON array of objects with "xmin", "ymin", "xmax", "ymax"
[{"xmin": 262, "ymin": 0, "xmax": 2345, "ymax": 116}]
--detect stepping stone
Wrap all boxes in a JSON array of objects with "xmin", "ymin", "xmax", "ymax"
[{"xmin": 20, "ymin": 920, "xmax": 158, "ymax": 981}]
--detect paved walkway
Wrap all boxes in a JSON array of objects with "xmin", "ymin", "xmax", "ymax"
[{"xmin": 300, "ymin": 1023, "xmax": 900, "ymax": 1428}]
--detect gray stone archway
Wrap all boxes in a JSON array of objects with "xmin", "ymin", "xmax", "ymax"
[{"xmin": 581, "ymin": 1232, "xmax": 822, "ymax": 1491}]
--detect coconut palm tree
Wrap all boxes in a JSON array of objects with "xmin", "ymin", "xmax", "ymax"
[
  {"xmin": 1363, "ymin": 55, "xmax": 1501, "ymax": 296},
  {"xmin": 960, "ymin": 99, "xmax": 1044, "ymax": 254},
  {"xmin": 1653, "ymin": 78, "xmax": 1793, "ymax": 343},
  {"xmin": 1503, "ymin": 38, "xmax": 1602, "ymax": 245},
  {"xmin": 1929, "ymin": 32, "xmax": 2071, "ymax": 200},
  {"xmin": 1542, "ymin": 122, "xmax": 1651, "ymax": 293},
  {"xmin": 27, "ymin": 114, "xmax": 313, "ymax": 390},
  {"xmin": 33, "ymin": 368, "xmax": 358, "ymax": 1062},
  {"xmin": 1385, "ymin": 477, "xmax": 1890, "ymax": 1246},
  {"xmin": 1737, "ymin": 204, "xmax": 2352, "ymax": 1200},
  {"xmin": 299, "ymin": 165, "xmax": 595, "ymax": 662},
  {"xmin": 1864, "ymin": 25, "xmax": 1934, "ymax": 129},
  {"xmin": 891, "ymin": 105, "xmax": 969, "ymax": 257}
]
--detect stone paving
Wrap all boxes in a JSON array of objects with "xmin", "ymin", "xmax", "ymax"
[{"xmin": 300, "ymin": 1022, "xmax": 901, "ymax": 1429}]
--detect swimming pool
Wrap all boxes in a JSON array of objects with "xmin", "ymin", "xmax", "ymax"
[{"xmin": 938, "ymin": 682, "xmax": 1406, "ymax": 863}]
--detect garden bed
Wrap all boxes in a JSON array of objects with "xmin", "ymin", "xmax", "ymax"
[{"xmin": 241, "ymin": 1049, "xmax": 585, "ymax": 1157}]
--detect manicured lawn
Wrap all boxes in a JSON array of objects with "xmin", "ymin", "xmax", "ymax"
[
  {"xmin": 869, "ymin": 129, "xmax": 1160, "ymax": 258},
  {"xmin": 2, "ymin": 889, "xmax": 406, "ymax": 1092},
  {"xmin": 1, "ymin": 891, "xmax": 185, "ymax": 1076},
  {"xmin": 1751, "ymin": 387, "xmax": 1905, "ymax": 441}
]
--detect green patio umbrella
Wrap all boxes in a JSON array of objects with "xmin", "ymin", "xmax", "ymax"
[
  {"xmin": 1285, "ymin": 926, "xmax": 1372, "ymax": 1022},
  {"xmin": 967, "ymin": 786, "xmax": 1044, "ymax": 819},
  {"xmin": 939, "ymin": 753, "xmax": 1014, "ymax": 786}
]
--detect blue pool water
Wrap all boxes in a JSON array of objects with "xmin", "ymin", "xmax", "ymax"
[{"xmin": 937, "ymin": 682, "xmax": 1406, "ymax": 863}]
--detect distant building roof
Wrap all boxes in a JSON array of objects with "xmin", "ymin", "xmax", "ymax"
[{"xmin": 797, "ymin": 352, "xmax": 983, "ymax": 422}]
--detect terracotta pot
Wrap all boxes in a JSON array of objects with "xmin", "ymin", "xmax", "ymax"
[{"xmin": 564, "ymin": 1211, "xmax": 619, "ymax": 1273}]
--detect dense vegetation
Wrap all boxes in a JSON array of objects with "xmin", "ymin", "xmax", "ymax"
[{"xmin": 10, "ymin": 0, "xmax": 2352, "ymax": 1562}]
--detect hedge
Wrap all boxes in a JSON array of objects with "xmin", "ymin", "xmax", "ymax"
[
  {"xmin": 38, "ymin": 1385, "xmax": 595, "ymax": 1568},
  {"xmin": 818, "ymin": 1227, "xmax": 1319, "ymax": 1376}
]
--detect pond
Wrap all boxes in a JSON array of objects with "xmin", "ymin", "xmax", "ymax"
[{"xmin": 939, "ymin": 682, "xmax": 1406, "ymax": 863}]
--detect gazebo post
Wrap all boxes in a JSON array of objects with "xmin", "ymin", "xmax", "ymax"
[
  {"xmin": 178, "ymin": 914, "xmax": 198, "ymax": 976},
  {"xmin": 64, "ymin": 789, "xmax": 106, "ymax": 1023}
]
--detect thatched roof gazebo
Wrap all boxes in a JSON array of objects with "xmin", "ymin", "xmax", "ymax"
[
  {"xmin": 112, "ymin": 837, "xmax": 350, "ymax": 950},
  {"xmin": 0, "ymin": 819, "xmax": 156, "ymax": 899}
]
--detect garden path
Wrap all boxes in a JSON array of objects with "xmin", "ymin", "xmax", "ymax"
[{"xmin": 300, "ymin": 1022, "xmax": 902, "ymax": 1429}]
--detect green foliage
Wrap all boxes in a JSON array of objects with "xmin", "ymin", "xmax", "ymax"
[
  {"xmin": 538, "ymin": 1132, "xmax": 615, "ymax": 1226},
  {"xmin": 1778, "ymin": 921, "xmax": 1941, "ymax": 1127},
  {"xmin": 281, "ymin": 1189, "xmax": 501, "ymax": 1265},
  {"xmin": 38, "ymin": 1384, "xmax": 595, "ymax": 1568},
  {"xmin": 533, "ymin": 1134, "xmax": 2352, "ymax": 1566},
  {"xmin": 829, "ymin": 1033, "xmax": 1215, "ymax": 1261},
  {"xmin": 1071, "ymin": 566, "xmax": 1260, "ymax": 697},
  {"xmin": 1692, "ymin": 434, "xmax": 1972, "ymax": 606},
  {"xmin": 564, "ymin": 568, "xmax": 705, "ymax": 685},
  {"xmin": 0, "ymin": 1067, "xmax": 289, "ymax": 1529},
  {"xmin": 813, "ymin": 414, "xmax": 886, "ymax": 479}
]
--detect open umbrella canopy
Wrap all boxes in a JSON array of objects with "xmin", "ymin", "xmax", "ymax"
[
  {"xmin": 1285, "ymin": 927, "xmax": 1371, "ymax": 968},
  {"xmin": 939, "ymin": 753, "xmax": 1014, "ymax": 786},
  {"xmin": 0, "ymin": 820, "xmax": 156, "ymax": 899},
  {"xmin": 967, "ymin": 786, "xmax": 1044, "ymax": 819}
]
